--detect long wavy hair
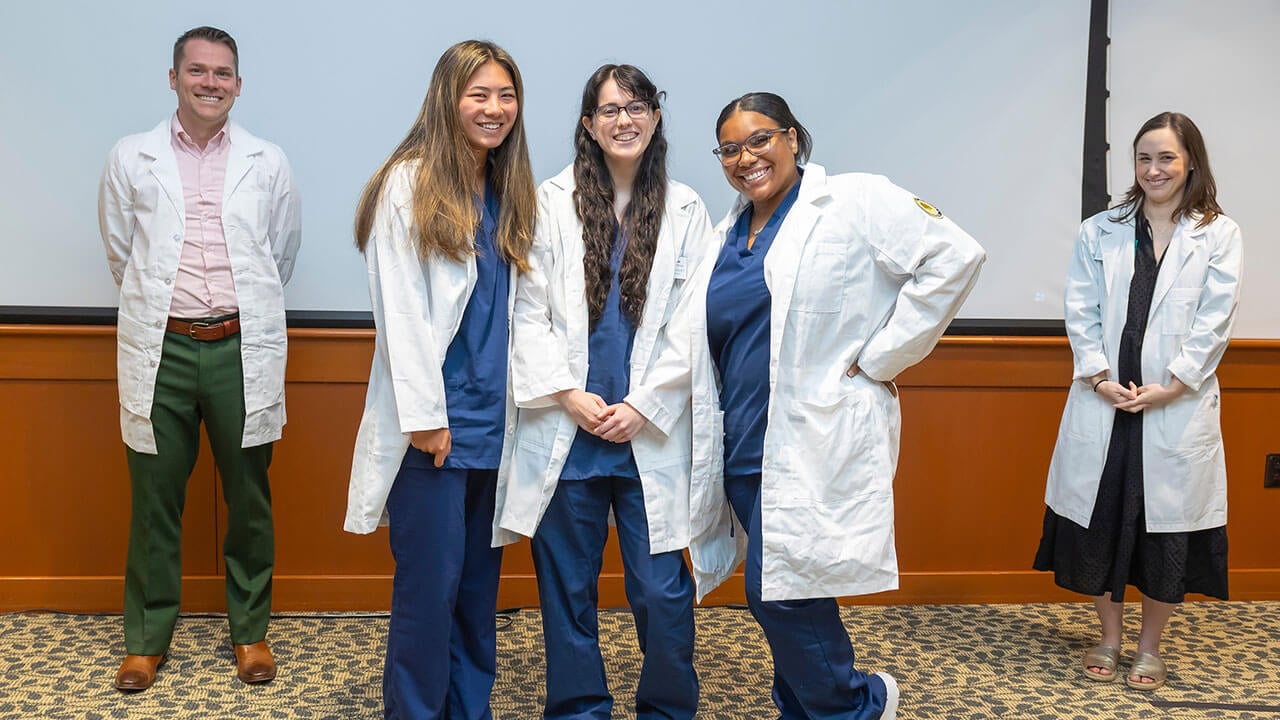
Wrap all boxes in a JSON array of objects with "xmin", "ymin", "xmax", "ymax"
[
  {"xmin": 573, "ymin": 64, "xmax": 667, "ymax": 325},
  {"xmin": 1111, "ymin": 111, "xmax": 1222, "ymax": 229},
  {"xmin": 354, "ymin": 40, "xmax": 535, "ymax": 272}
]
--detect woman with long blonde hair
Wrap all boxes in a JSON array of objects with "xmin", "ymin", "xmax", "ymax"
[{"xmin": 344, "ymin": 39, "xmax": 535, "ymax": 719}]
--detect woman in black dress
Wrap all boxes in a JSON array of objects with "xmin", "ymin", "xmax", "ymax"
[{"xmin": 1036, "ymin": 112, "xmax": 1243, "ymax": 691}]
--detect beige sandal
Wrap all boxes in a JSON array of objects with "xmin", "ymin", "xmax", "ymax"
[
  {"xmin": 1125, "ymin": 652, "xmax": 1167, "ymax": 691},
  {"xmin": 1082, "ymin": 645, "xmax": 1120, "ymax": 682}
]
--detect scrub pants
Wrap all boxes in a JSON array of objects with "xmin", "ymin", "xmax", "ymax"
[
  {"xmin": 384, "ymin": 459, "xmax": 503, "ymax": 720},
  {"xmin": 724, "ymin": 474, "xmax": 890, "ymax": 720},
  {"xmin": 530, "ymin": 476, "xmax": 698, "ymax": 720},
  {"xmin": 123, "ymin": 329, "xmax": 274, "ymax": 655}
]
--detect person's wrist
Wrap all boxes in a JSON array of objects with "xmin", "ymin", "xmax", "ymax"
[{"xmin": 1093, "ymin": 378, "xmax": 1107, "ymax": 392}]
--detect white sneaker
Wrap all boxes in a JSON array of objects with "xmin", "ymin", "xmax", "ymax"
[{"xmin": 874, "ymin": 671, "xmax": 899, "ymax": 720}]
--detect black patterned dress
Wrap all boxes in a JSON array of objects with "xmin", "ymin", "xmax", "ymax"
[{"xmin": 1033, "ymin": 217, "xmax": 1229, "ymax": 603}]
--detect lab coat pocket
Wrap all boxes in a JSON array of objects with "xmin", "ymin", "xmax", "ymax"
[
  {"xmin": 776, "ymin": 389, "xmax": 886, "ymax": 505},
  {"xmin": 1160, "ymin": 390, "xmax": 1221, "ymax": 462},
  {"xmin": 224, "ymin": 191, "xmax": 271, "ymax": 238},
  {"xmin": 1062, "ymin": 382, "xmax": 1109, "ymax": 444},
  {"xmin": 115, "ymin": 311, "xmax": 155, "ymax": 414},
  {"xmin": 789, "ymin": 239, "xmax": 848, "ymax": 314},
  {"xmin": 240, "ymin": 322, "xmax": 287, "ymax": 413},
  {"xmin": 1161, "ymin": 288, "xmax": 1200, "ymax": 335},
  {"xmin": 766, "ymin": 488, "xmax": 897, "ymax": 598},
  {"xmin": 513, "ymin": 405, "xmax": 560, "ymax": 454}
]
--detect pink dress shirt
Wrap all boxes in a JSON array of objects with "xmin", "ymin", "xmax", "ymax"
[{"xmin": 168, "ymin": 114, "xmax": 239, "ymax": 318}]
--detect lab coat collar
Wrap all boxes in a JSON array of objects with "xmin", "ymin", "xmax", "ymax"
[
  {"xmin": 547, "ymin": 163, "xmax": 575, "ymax": 192},
  {"xmin": 136, "ymin": 117, "xmax": 268, "ymax": 216},
  {"xmin": 1095, "ymin": 210, "xmax": 1208, "ymax": 312}
]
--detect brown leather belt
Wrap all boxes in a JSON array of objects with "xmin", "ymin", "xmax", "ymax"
[{"xmin": 166, "ymin": 316, "xmax": 241, "ymax": 341}]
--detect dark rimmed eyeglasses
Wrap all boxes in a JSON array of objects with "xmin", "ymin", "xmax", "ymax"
[
  {"xmin": 712, "ymin": 128, "xmax": 790, "ymax": 165},
  {"xmin": 591, "ymin": 100, "xmax": 652, "ymax": 121}
]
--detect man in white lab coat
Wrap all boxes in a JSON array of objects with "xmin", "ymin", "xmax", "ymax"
[{"xmin": 98, "ymin": 26, "xmax": 301, "ymax": 692}]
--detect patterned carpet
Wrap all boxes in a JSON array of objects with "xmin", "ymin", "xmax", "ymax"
[{"xmin": 1, "ymin": 602, "xmax": 1277, "ymax": 719}]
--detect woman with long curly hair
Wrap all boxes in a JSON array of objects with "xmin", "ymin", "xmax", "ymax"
[{"xmin": 495, "ymin": 64, "xmax": 715, "ymax": 720}]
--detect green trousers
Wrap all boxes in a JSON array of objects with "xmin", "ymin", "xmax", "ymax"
[{"xmin": 123, "ymin": 329, "xmax": 274, "ymax": 655}]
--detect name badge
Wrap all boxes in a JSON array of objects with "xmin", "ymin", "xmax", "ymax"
[{"xmin": 673, "ymin": 256, "xmax": 688, "ymax": 280}]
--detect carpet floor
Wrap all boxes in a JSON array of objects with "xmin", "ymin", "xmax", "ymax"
[{"xmin": 1, "ymin": 602, "xmax": 1277, "ymax": 719}]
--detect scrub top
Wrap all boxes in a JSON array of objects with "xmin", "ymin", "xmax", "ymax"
[
  {"xmin": 405, "ymin": 182, "xmax": 509, "ymax": 470},
  {"xmin": 561, "ymin": 227, "xmax": 641, "ymax": 481},
  {"xmin": 706, "ymin": 174, "xmax": 802, "ymax": 477}
]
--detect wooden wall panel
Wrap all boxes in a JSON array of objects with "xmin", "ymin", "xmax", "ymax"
[{"xmin": 1, "ymin": 326, "xmax": 1276, "ymax": 613}]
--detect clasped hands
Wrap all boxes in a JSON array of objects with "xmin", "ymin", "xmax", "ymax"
[
  {"xmin": 1092, "ymin": 373, "xmax": 1188, "ymax": 413},
  {"xmin": 554, "ymin": 389, "xmax": 647, "ymax": 442}
]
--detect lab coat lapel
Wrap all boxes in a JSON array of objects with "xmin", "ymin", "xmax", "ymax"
[
  {"xmin": 1097, "ymin": 219, "xmax": 1131, "ymax": 364},
  {"xmin": 764, "ymin": 167, "xmax": 825, "ymax": 323},
  {"xmin": 1149, "ymin": 217, "xmax": 1202, "ymax": 313},
  {"xmin": 223, "ymin": 122, "xmax": 260, "ymax": 200},
  {"xmin": 1098, "ymin": 220, "xmax": 1130, "ymax": 301},
  {"xmin": 140, "ymin": 124, "xmax": 184, "ymax": 220},
  {"xmin": 639, "ymin": 205, "xmax": 676, "ymax": 333}
]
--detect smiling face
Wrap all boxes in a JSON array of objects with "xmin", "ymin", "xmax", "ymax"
[
  {"xmin": 1135, "ymin": 126, "xmax": 1190, "ymax": 208},
  {"xmin": 169, "ymin": 38, "xmax": 240, "ymax": 136},
  {"xmin": 458, "ymin": 60, "xmax": 518, "ymax": 166},
  {"xmin": 582, "ymin": 77, "xmax": 659, "ymax": 172},
  {"xmin": 716, "ymin": 109, "xmax": 800, "ymax": 212}
]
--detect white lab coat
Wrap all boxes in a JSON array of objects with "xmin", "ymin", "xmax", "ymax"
[
  {"xmin": 98, "ymin": 118, "xmax": 302, "ymax": 453},
  {"xmin": 344, "ymin": 161, "xmax": 518, "ymax": 534},
  {"xmin": 493, "ymin": 165, "xmax": 715, "ymax": 555},
  {"xmin": 687, "ymin": 164, "xmax": 985, "ymax": 602},
  {"xmin": 1045, "ymin": 210, "xmax": 1242, "ymax": 532}
]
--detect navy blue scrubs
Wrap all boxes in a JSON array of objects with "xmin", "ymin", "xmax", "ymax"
[
  {"xmin": 531, "ymin": 229, "xmax": 698, "ymax": 720},
  {"xmin": 384, "ymin": 185, "xmax": 507, "ymax": 720},
  {"xmin": 708, "ymin": 175, "xmax": 890, "ymax": 720}
]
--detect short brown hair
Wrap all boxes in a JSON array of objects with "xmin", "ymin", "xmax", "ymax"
[{"xmin": 173, "ymin": 26, "xmax": 238, "ymax": 75}]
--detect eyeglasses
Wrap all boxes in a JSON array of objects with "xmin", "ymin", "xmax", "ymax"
[
  {"xmin": 591, "ymin": 100, "xmax": 651, "ymax": 121},
  {"xmin": 712, "ymin": 128, "xmax": 790, "ymax": 164}
]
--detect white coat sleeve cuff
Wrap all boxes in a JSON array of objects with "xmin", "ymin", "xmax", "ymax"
[
  {"xmin": 624, "ymin": 387, "xmax": 675, "ymax": 437},
  {"xmin": 856, "ymin": 355, "xmax": 897, "ymax": 383},
  {"xmin": 1074, "ymin": 352, "xmax": 1109, "ymax": 381},
  {"xmin": 1167, "ymin": 356, "xmax": 1206, "ymax": 392},
  {"xmin": 513, "ymin": 373, "xmax": 577, "ymax": 409}
]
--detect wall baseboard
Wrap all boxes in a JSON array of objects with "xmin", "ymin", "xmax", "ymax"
[{"xmin": 3, "ymin": 568, "xmax": 1275, "ymax": 615}]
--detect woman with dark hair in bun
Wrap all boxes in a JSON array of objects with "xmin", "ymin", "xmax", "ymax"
[{"xmin": 685, "ymin": 91, "xmax": 986, "ymax": 719}]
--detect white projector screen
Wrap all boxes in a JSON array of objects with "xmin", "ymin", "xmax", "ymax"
[
  {"xmin": 20, "ymin": 2, "xmax": 1265, "ymax": 333},
  {"xmin": 1108, "ymin": 0, "xmax": 1279, "ymax": 339}
]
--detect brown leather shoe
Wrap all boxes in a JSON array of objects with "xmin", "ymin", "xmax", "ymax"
[
  {"xmin": 114, "ymin": 654, "xmax": 164, "ymax": 691},
  {"xmin": 234, "ymin": 641, "xmax": 276, "ymax": 684}
]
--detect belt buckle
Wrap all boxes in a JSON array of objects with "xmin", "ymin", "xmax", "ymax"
[{"xmin": 188, "ymin": 320, "xmax": 215, "ymax": 339}]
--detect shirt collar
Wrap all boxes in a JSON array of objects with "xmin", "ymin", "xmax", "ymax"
[{"xmin": 170, "ymin": 112, "xmax": 230, "ymax": 155}]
